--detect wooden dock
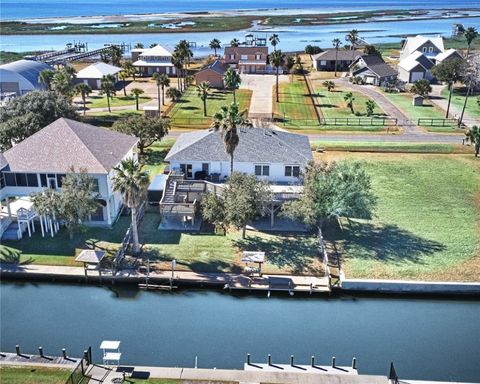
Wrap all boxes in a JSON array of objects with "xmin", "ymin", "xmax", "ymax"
[
  {"xmin": 0, "ymin": 352, "xmax": 79, "ymax": 366},
  {"xmin": 225, "ymin": 275, "xmax": 330, "ymax": 294},
  {"xmin": 244, "ymin": 362, "xmax": 358, "ymax": 375}
]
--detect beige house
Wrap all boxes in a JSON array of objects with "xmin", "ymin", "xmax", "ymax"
[
  {"xmin": 75, "ymin": 62, "xmax": 122, "ymax": 90},
  {"xmin": 223, "ymin": 45, "xmax": 268, "ymax": 74}
]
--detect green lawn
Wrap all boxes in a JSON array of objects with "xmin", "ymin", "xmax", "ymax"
[
  {"xmin": 0, "ymin": 366, "xmax": 72, "ymax": 384},
  {"xmin": 83, "ymin": 110, "xmax": 142, "ymax": 127},
  {"xmin": 0, "ymin": 216, "xmax": 130, "ymax": 266},
  {"xmin": 140, "ymin": 213, "xmax": 322, "ymax": 275},
  {"xmin": 441, "ymin": 87, "xmax": 480, "ymax": 119},
  {"xmin": 384, "ymin": 91, "xmax": 458, "ymax": 132},
  {"xmin": 310, "ymin": 140, "xmax": 461, "ymax": 154},
  {"xmin": 169, "ymin": 87, "xmax": 252, "ymax": 128},
  {"xmin": 87, "ymin": 95, "xmax": 151, "ymax": 109},
  {"xmin": 143, "ymin": 139, "xmax": 175, "ymax": 178},
  {"xmin": 322, "ymin": 153, "xmax": 480, "ymax": 281}
]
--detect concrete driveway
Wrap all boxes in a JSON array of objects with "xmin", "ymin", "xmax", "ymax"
[{"xmin": 240, "ymin": 74, "xmax": 289, "ymax": 118}]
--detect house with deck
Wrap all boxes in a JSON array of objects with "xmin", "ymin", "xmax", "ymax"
[
  {"xmin": 398, "ymin": 36, "xmax": 462, "ymax": 83},
  {"xmin": 349, "ymin": 54, "xmax": 398, "ymax": 86},
  {"xmin": 158, "ymin": 128, "xmax": 312, "ymax": 230},
  {"xmin": 0, "ymin": 118, "xmax": 138, "ymax": 240},
  {"xmin": 132, "ymin": 45, "xmax": 176, "ymax": 76},
  {"xmin": 223, "ymin": 45, "xmax": 269, "ymax": 74}
]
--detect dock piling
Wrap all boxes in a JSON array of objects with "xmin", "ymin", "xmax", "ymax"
[
  {"xmin": 62, "ymin": 348, "xmax": 67, "ymax": 359},
  {"xmin": 38, "ymin": 346, "xmax": 44, "ymax": 358},
  {"xmin": 311, "ymin": 355, "xmax": 315, "ymax": 367},
  {"xmin": 352, "ymin": 357, "xmax": 357, "ymax": 369},
  {"xmin": 290, "ymin": 355, "xmax": 294, "ymax": 366},
  {"xmin": 267, "ymin": 354, "xmax": 272, "ymax": 366},
  {"xmin": 332, "ymin": 356, "xmax": 336, "ymax": 368},
  {"xmin": 84, "ymin": 350, "xmax": 89, "ymax": 364},
  {"xmin": 15, "ymin": 345, "xmax": 20, "ymax": 356},
  {"xmin": 247, "ymin": 353, "xmax": 251, "ymax": 365}
]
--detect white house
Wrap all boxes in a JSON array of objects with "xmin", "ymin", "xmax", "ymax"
[
  {"xmin": 398, "ymin": 36, "xmax": 463, "ymax": 83},
  {"xmin": 132, "ymin": 45, "xmax": 176, "ymax": 76},
  {"xmin": 76, "ymin": 62, "xmax": 122, "ymax": 90},
  {"xmin": 0, "ymin": 118, "xmax": 138, "ymax": 240},
  {"xmin": 164, "ymin": 128, "xmax": 313, "ymax": 183}
]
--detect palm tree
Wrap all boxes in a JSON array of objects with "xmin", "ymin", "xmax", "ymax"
[
  {"xmin": 152, "ymin": 72, "xmax": 162, "ymax": 112},
  {"xmin": 209, "ymin": 38, "xmax": 221, "ymax": 56},
  {"xmin": 344, "ymin": 92, "xmax": 355, "ymax": 114},
  {"xmin": 323, "ymin": 80, "xmax": 335, "ymax": 92},
  {"xmin": 100, "ymin": 74, "xmax": 116, "ymax": 113},
  {"xmin": 464, "ymin": 27, "xmax": 478, "ymax": 57},
  {"xmin": 39, "ymin": 69, "xmax": 54, "ymax": 90},
  {"xmin": 166, "ymin": 87, "xmax": 181, "ymax": 102},
  {"xmin": 269, "ymin": 33, "xmax": 280, "ymax": 51},
  {"xmin": 112, "ymin": 157, "xmax": 150, "ymax": 255},
  {"xmin": 157, "ymin": 73, "xmax": 170, "ymax": 106},
  {"xmin": 171, "ymin": 51, "xmax": 184, "ymax": 91},
  {"xmin": 346, "ymin": 29, "xmax": 359, "ymax": 60},
  {"xmin": 150, "ymin": 43, "xmax": 157, "ymax": 48},
  {"xmin": 230, "ymin": 38, "xmax": 240, "ymax": 47},
  {"xmin": 118, "ymin": 71, "xmax": 129, "ymax": 96},
  {"xmin": 211, "ymin": 103, "xmax": 252, "ymax": 174},
  {"xmin": 196, "ymin": 81, "xmax": 211, "ymax": 117},
  {"xmin": 134, "ymin": 42, "xmax": 144, "ymax": 49},
  {"xmin": 223, "ymin": 68, "xmax": 241, "ymax": 104},
  {"xmin": 332, "ymin": 38, "xmax": 342, "ymax": 77},
  {"xmin": 122, "ymin": 60, "xmax": 136, "ymax": 81},
  {"xmin": 270, "ymin": 50, "xmax": 285, "ymax": 103},
  {"xmin": 465, "ymin": 125, "xmax": 480, "ymax": 157},
  {"xmin": 74, "ymin": 83, "xmax": 92, "ymax": 115},
  {"xmin": 432, "ymin": 58, "xmax": 466, "ymax": 118},
  {"xmin": 130, "ymin": 88, "xmax": 144, "ymax": 111}
]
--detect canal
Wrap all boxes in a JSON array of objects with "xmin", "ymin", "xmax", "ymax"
[{"xmin": 1, "ymin": 282, "xmax": 479, "ymax": 382}]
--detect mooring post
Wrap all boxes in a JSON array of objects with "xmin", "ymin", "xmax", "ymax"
[
  {"xmin": 38, "ymin": 347, "xmax": 44, "ymax": 358},
  {"xmin": 311, "ymin": 355, "xmax": 315, "ymax": 367},
  {"xmin": 290, "ymin": 355, "xmax": 294, "ymax": 366},
  {"xmin": 246, "ymin": 353, "xmax": 251, "ymax": 365},
  {"xmin": 332, "ymin": 356, "xmax": 336, "ymax": 368},
  {"xmin": 84, "ymin": 350, "xmax": 89, "ymax": 364},
  {"xmin": 15, "ymin": 345, "xmax": 20, "ymax": 356},
  {"xmin": 268, "ymin": 354, "xmax": 272, "ymax": 366},
  {"xmin": 352, "ymin": 357, "xmax": 357, "ymax": 370},
  {"xmin": 62, "ymin": 348, "xmax": 67, "ymax": 359}
]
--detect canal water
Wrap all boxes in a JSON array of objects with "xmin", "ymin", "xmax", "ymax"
[{"xmin": 1, "ymin": 282, "xmax": 479, "ymax": 382}]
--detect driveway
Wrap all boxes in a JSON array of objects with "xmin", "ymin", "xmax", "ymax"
[
  {"xmin": 430, "ymin": 84, "xmax": 478, "ymax": 127},
  {"xmin": 334, "ymin": 78, "xmax": 422, "ymax": 134},
  {"xmin": 240, "ymin": 74, "xmax": 289, "ymax": 118}
]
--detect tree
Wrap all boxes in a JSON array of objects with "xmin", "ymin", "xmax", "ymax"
[
  {"xmin": 459, "ymin": 55, "xmax": 480, "ymax": 127},
  {"xmin": 211, "ymin": 103, "xmax": 252, "ymax": 174},
  {"xmin": 432, "ymin": 58, "xmax": 466, "ymax": 118},
  {"xmin": 223, "ymin": 68, "xmax": 241, "ymax": 104},
  {"xmin": 150, "ymin": 43, "xmax": 157, "ymax": 48},
  {"xmin": 269, "ymin": 33, "xmax": 280, "ymax": 51},
  {"xmin": 346, "ymin": 29, "xmax": 360, "ymax": 60},
  {"xmin": 158, "ymin": 73, "xmax": 170, "ymax": 106},
  {"xmin": 0, "ymin": 91, "xmax": 77, "ymax": 151},
  {"xmin": 270, "ymin": 49, "xmax": 285, "ymax": 103},
  {"xmin": 196, "ymin": 81, "xmax": 211, "ymax": 117},
  {"xmin": 171, "ymin": 51, "xmax": 184, "ymax": 91},
  {"xmin": 332, "ymin": 38, "xmax": 342, "ymax": 77},
  {"xmin": 410, "ymin": 79, "xmax": 432, "ymax": 98},
  {"xmin": 152, "ymin": 72, "xmax": 170, "ymax": 111},
  {"xmin": 74, "ymin": 83, "xmax": 92, "ymax": 115},
  {"xmin": 130, "ymin": 88, "xmax": 144, "ymax": 111},
  {"xmin": 209, "ymin": 38, "xmax": 221, "ymax": 56},
  {"xmin": 134, "ymin": 42, "xmax": 144, "ymax": 49},
  {"xmin": 201, "ymin": 192, "xmax": 227, "ymax": 234},
  {"xmin": 122, "ymin": 60, "xmax": 136, "ymax": 81},
  {"xmin": 365, "ymin": 99, "xmax": 376, "ymax": 116},
  {"xmin": 230, "ymin": 38, "xmax": 240, "ymax": 47},
  {"xmin": 51, "ymin": 67, "xmax": 76, "ymax": 98},
  {"xmin": 39, "ymin": 69, "xmax": 54, "ymax": 91},
  {"xmin": 100, "ymin": 74, "xmax": 116, "ymax": 113},
  {"xmin": 285, "ymin": 56, "xmax": 295, "ymax": 73},
  {"xmin": 344, "ymin": 92, "xmax": 355, "ymax": 114},
  {"xmin": 283, "ymin": 161, "xmax": 376, "ymax": 254},
  {"xmin": 305, "ymin": 45, "xmax": 321, "ymax": 55},
  {"xmin": 465, "ymin": 126, "xmax": 480, "ymax": 157},
  {"xmin": 464, "ymin": 27, "xmax": 478, "ymax": 57},
  {"xmin": 112, "ymin": 158, "xmax": 150, "ymax": 254},
  {"xmin": 101, "ymin": 45, "xmax": 123, "ymax": 66},
  {"xmin": 166, "ymin": 87, "xmax": 181, "ymax": 102},
  {"xmin": 118, "ymin": 70, "xmax": 129, "ymax": 96},
  {"xmin": 363, "ymin": 44, "xmax": 379, "ymax": 55},
  {"xmin": 113, "ymin": 115, "xmax": 170, "ymax": 157},
  {"xmin": 323, "ymin": 80, "xmax": 335, "ymax": 92}
]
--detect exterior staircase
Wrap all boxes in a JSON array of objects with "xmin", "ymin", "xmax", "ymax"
[
  {"xmin": 161, "ymin": 174, "xmax": 184, "ymax": 205},
  {"xmin": 1, "ymin": 222, "xmax": 20, "ymax": 241}
]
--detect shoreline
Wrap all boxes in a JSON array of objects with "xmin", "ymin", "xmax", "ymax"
[{"xmin": 1, "ymin": 8, "xmax": 479, "ymax": 36}]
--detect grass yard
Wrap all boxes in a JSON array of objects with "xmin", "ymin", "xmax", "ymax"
[
  {"xmin": 274, "ymin": 75, "xmax": 319, "ymax": 130},
  {"xmin": 86, "ymin": 95, "xmax": 151, "ymax": 109},
  {"xmin": 383, "ymin": 91, "xmax": 459, "ymax": 132},
  {"xmin": 0, "ymin": 366, "xmax": 72, "ymax": 384},
  {"xmin": 0, "ymin": 216, "xmax": 130, "ymax": 266},
  {"xmin": 83, "ymin": 110, "xmax": 142, "ymax": 127},
  {"xmin": 143, "ymin": 139, "xmax": 175, "ymax": 178},
  {"xmin": 441, "ymin": 87, "xmax": 480, "ymax": 119},
  {"xmin": 319, "ymin": 152, "xmax": 480, "ymax": 281},
  {"xmin": 139, "ymin": 213, "xmax": 322, "ymax": 275},
  {"xmin": 169, "ymin": 87, "xmax": 252, "ymax": 128}
]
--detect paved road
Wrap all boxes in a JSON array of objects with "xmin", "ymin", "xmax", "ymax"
[
  {"xmin": 240, "ymin": 73, "xmax": 288, "ymax": 118},
  {"xmin": 334, "ymin": 78, "xmax": 422, "ymax": 134}
]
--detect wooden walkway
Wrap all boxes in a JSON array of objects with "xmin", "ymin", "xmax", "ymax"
[
  {"xmin": 0, "ymin": 352, "xmax": 79, "ymax": 367},
  {"xmin": 225, "ymin": 275, "xmax": 330, "ymax": 294}
]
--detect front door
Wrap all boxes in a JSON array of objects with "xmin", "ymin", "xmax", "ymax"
[{"xmin": 48, "ymin": 177, "xmax": 57, "ymax": 189}]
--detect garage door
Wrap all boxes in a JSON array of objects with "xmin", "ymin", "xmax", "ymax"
[
  {"xmin": 0, "ymin": 82, "xmax": 20, "ymax": 94},
  {"xmin": 410, "ymin": 72, "xmax": 424, "ymax": 82}
]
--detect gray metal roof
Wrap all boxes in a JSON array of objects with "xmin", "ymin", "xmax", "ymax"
[
  {"xmin": 353, "ymin": 63, "xmax": 397, "ymax": 78},
  {"xmin": 313, "ymin": 49, "xmax": 362, "ymax": 61},
  {"xmin": 0, "ymin": 59, "xmax": 53, "ymax": 89},
  {"xmin": 3, "ymin": 118, "xmax": 138, "ymax": 174},
  {"xmin": 165, "ymin": 128, "xmax": 312, "ymax": 165},
  {"xmin": 198, "ymin": 60, "xmax": 227, "ymax": 75}
]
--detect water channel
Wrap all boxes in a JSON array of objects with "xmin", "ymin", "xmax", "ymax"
[{"xmin": 1, "ymin": 281, "xmax": 479, "ymax": 382}]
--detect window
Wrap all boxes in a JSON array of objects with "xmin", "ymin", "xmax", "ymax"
[
  {"xmin": 4, "ymin": 173, "xmax": 15, "ymax": 186},
  {"xmin": 255, "ymin": 165, "xmax": 269, "ymax": 176},
  {"xmin": 230, "ymin": 54, "xmax": 235, "ymax": 60},
  {"xmin": 428, "ymin": 47, "xmax": 433, "ymax": 53},
  {"xmin": 422, "ymin": 47, "xmax": 427, "ymax": 53},
  {"xmin": 202, "ymin": 163, "xmax": 209, "ymax": 174},
  {"xmin": 92, "ymin": 178, "xmax": 100, "ymax": 193},
  {"xmin": 255, "ymin": 54, "xmax": 261, "ymax": 60},
  {"xmin": 90, "ymin": 204, "xmax": 105, "ymax": 222},
  {"xmin": 241, "ymin": 54, "xmax": 248, "ymax": 60},
  {"xmin": 0, "ymin": 172, "xmax": 4, "ymax": 189},
  {"xmin": 56, "ymin": 174, "xmax": 65, "ymax": 188},
  {"xmin": 40, "ymin": 174, "xmax": 47, "ymax": 187},
  {"xmin": 26, "ymin": 173, "xmax": 38, "ymax": 187},
  {"xmin": 285, "ymin": 166, "xmax": 300, "ymax": 177},
  {"xmin": 320, "ymin": 60, "xmax": 327, "ymax": 66},
  {"xmin": 15, "ymin": 173, "xmax": 27, "ymax": 187}
]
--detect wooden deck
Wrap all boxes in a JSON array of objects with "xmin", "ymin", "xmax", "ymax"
[{"xmin": 0, "ymin": 352, "xmax": 79, "ymax": 366}]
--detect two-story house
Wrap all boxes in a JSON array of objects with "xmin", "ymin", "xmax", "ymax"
[
  {"xmin": 132, "ymin": 44, "xmax": 176, "ymax": 76},
  {"xmin": 398, "ymin": 36, "xmax": 462, "ymax": 83},
  {"xmin": 0, "ymin": 118, "xmax": 138, "ymax": 240},
  {"xmin": 223, "ymin": 45, "xmax": 269, "ymax": 74}
]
